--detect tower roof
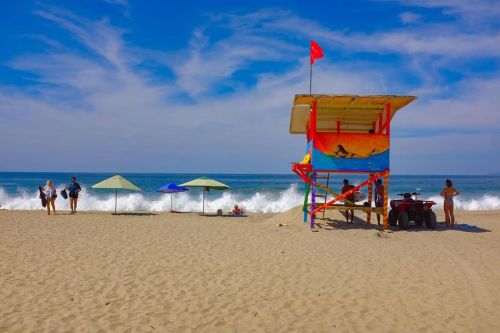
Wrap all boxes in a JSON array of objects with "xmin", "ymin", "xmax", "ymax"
[{"xmin": 289, "ymin": 94, "xmax": 416, "ymax": 134}]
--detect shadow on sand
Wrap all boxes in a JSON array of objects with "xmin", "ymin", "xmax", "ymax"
[
  {"xmin": 406, "ymin": 222, "xmax": 490, "ymax": 233},
  {"xmin": 314, "ymin": 213, "xmax": 383, "ymax": 231},
  {"xmin": 313, "ymin": 213, "xmax": 490, "ymax": 233},
  {"xmin": 112, "ymin": 213, "xmax": 158, "ymax": 216}
]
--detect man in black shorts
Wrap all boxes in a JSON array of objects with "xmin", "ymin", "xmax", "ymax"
[
  {"xmin": 342, "ymin": 179, "xmax": 355, "ymax": 223},
  {"xmin": 66, "ymin": 176, "xmax": 82, "ymax": 214},
  {"xmin": 374, "ymin": 179, "xmax": 384, "ymax": 225}
]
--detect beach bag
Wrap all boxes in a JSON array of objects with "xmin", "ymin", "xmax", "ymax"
[
  {"xmin": 38, "ymin": 186, "xmax": 47, "ymax": 207},
  {"xmin": 51, "ymin": 193, "xmax": 57, "ymax": 199},
  {"xmin": 61, "ymin": 189, "xmax": 68, "ymax": 200}
]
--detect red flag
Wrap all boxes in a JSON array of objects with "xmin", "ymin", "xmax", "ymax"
[{"xmin": 310, "ymin": 40, "xmax": 323, "ymax": 64}]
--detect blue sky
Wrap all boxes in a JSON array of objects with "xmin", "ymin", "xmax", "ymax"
[{"xmin": 0, "ymin": 0, "xmax": 499, "ymax": 174}]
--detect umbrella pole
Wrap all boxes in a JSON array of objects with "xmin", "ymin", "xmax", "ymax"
[
  {"xmin": 171, "ymin": 194, "xmax": 173, "ymax": 212},
  {"xmin": 115, "ymin": 189, "xmax": 117, "ymax": 214},
  {"xmin": 202, "ymin": 189, "xmax": 205, "ymax": 215}
]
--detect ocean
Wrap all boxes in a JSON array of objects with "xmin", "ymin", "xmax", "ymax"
[{"xmin": 0, "ymin": 172, "xmax": 499, "ymax": 212}]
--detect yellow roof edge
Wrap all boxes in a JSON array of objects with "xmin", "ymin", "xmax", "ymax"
[
  {"xmin": 293, "ymin": 94, "xmax": 417, "ymax": 103},
  {"xmin": 289, "ymin": 94, "xmax": 418, "ymax": 135}
]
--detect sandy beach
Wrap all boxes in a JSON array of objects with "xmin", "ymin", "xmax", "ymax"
[{"xmin": 1, "ymin": 208, "xmax": 499, "ymax": 332}]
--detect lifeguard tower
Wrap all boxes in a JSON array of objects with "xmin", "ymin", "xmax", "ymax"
[{"xmin": 290, "ymin": 94, "xmax": 416, "ymax": 229}]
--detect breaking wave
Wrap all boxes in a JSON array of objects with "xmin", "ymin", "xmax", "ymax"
[
  {"xmin": 0, "ymin": 186, "xmax": 499, "ymax": 212},
  {"xmin": 425, "ymin": 195, "xmax": 500, "ymax": 211},
  {"xmin": 0, "ymin": 185, "xmax": 304, "ymax": 213}
]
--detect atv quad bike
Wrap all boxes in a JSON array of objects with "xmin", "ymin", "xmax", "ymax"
[{"xmin": 389, "ymin": 192, "xmax": 437, "ymax": 230}]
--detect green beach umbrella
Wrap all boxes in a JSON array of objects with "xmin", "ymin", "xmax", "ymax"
[
  {"xmin": 180, "ymin": 177, "xmax": 230, "ymax": 214},
  {"xmin": 91, "ymin": 175, "xmax": 141, "ymax": 214}
]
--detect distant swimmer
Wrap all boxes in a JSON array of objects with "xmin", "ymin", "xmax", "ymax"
[{"xmin": 440, "ymin": 179, "xmax": 460, "ymax": 228}]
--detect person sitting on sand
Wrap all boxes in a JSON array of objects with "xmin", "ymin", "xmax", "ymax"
[
  {"xmin": 44, "ymin": 180, "xmax": 57, "ymax": 215},
  {"xmin": 440, "ymin": 179, "xmax": 460, "ymax": 228},
  {"xmin": 341, "ymin": 179, "xmax": 355, "ymax": 224},
  {"xmin": 231, "ymin": 205, "xmax": 244, "ymax": 216}
]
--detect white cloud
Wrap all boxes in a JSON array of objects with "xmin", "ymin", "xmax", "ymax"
[
  {"xmin": 168, "ymin": 14, "xmax": 304, "ymax": 98},
  {"xmin": 399, "ymin": 11, "xmax": 421, "ymax": 24},
  {"xmin": 395, "ymin": 0, "xmax": 500, "ymax": 23},
  {"xmin": 0, "ymin": 7, "xmax": 389, "ymax": 173},
  {"xmin": 261, "ymin": 12, "xmax": 500, "ymax": 59},
  {"xmin": 393, "ymin": 77, "xmax": 500, "ymax": 132},
  {"xmin": 0, "ymin": 4, "xmax": 499, "ymax": 174},
  {"xmin": 34, "ymin": 7, "xmax": 127, "ymax": 69},
  {"xmin": 392, "ymin": 132, "xmax": 500, "ymax": 174}
]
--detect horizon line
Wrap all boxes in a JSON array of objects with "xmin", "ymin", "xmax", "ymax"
[{"xmin": 0, "ymin": 171, "xmax": 497, "ymax": 177}]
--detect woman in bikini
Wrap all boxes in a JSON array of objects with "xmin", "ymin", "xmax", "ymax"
[{"xmin": 440, "ymin": 179, "xmax": 460, "ymax": 228}]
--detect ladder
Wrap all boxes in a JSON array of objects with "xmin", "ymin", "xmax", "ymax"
[{"xmin": 314, "ymin": 173, "xmax": 330, "ymax": 219}]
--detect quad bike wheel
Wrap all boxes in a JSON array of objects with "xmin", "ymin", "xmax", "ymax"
[
  {"xmin": 398, "ymin": 211, "xmax": 409, "ymax": 229},
  {"xmin": 424, "ymin": 211, "xmax": 437, "ymax": 229},
  {"xmin": 389, "ymin": 209, "xmax": 398, "ymax": 226}
]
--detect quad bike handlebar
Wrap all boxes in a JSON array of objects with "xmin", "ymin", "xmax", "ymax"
[{"xmin": 397, "ymin": 192, "xmax": 420, "ymax": 197}]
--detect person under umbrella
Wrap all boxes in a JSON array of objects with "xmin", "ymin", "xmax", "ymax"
[{"xmin": 180, "ymin": 177, "xmax": 230, "ymax": 215}]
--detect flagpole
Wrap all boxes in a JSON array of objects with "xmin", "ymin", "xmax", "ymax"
[
  {"xmin": 309, "ymin": 61, "xmax": 312, "ymax": 94},
  {"xmin": 309, "ymin": 40, "xmax": 323, "ymax": 95}
]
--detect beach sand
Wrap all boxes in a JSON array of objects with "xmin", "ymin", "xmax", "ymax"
[{"xmin": 1, "ymin": 208, "xmax": 499, "ymax": 332}]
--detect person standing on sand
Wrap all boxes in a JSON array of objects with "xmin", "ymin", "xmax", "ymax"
[
  {"xmin": 44, "ymin": 180, "xmax": 57, "ymax": 215},
  {"xmin": 66, "ymin": 176, "xmax": 82, "ymax": 214},
  {"xmin": 342, "ymin": 179, "xmax": 355, "ymax": 224},
  {"xmin": 374, "ymin": 178, "xmax": 384, "ymax": 225},
  {"xmin": 440, "ymin": 179, "xmax": 460, "ymax": 228}
]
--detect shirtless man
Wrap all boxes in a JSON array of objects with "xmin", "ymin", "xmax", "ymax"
[
  {"xmin": 440, "ymin": 179, "xmax": 460, "ymax": 228},
  {"xmin": 342, "ymin": 179, "xmax": 355, "ymax": 224},
  {"xmin": 374, "ymin": 179, "xmax": 384, "ymax": 225}
]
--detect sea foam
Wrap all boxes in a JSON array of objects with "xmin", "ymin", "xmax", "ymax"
[
  {"xmin": 0, "ymin": 185, "xmax": 304, "ymax": 213},
  {"xmin": 1, "ymin": 186, "xmax": 499, "ymax": 212}
]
